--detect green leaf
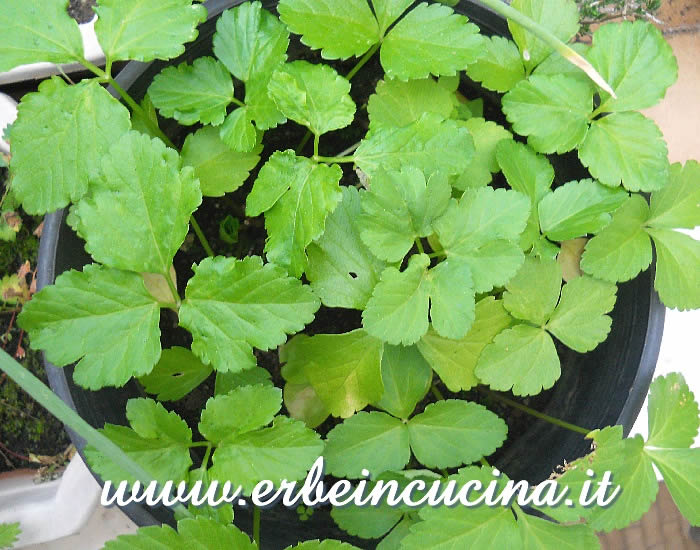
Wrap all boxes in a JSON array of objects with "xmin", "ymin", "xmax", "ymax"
[
  {"xmin": 245, "ymin": 72, "xmax": 287, "ymax": 130},
  {"xmin": 579, "ymin": 111, "xmax": 669, "ymax": 192},
  {"xmin": 360, "ymin": 167, "xmax": 451, "ymax": 262},
  {"xmin": 532, "ymin": 43, "xmax": 591, "ymax": 82},
  {"xmin": 148, "ymin": 57, "xmax": 233, "ymax": 126},
  {"xmin": 376, "ymin": 517, "xmax": 416, "ymax": 550},
  {"xmin": 175, "ymin": 467, "xmax": 234, "ymax": 525},
  {"xmin": 374, "ymin": 344, "xmax": 432, "ymax": 419},
  {"xmin": 181, "ymin": 126, "xmax": 261, "ymax": 197},
  {"xmin": 332, "ymin": 491, "xmax": 404, "ymax": 539},
  {"xmin": 0, "ymin": 0, "xmax": 83, "ymax": 72},
  {"xmin": 647, "ymin": 373, "xmax": 700, "ymax": 449},
  {"xmin": 268, "ymin": 61, "xmax": 356, "ymax": 136},
  {"xmin": 210, "ymin": 416, "xmax": 323, "ymax": 494},
  {"xmin": 215, "ymin": 367, "xmax": 273, "ymax": 395},
  {"xmin": 284, "ymin": 381, "xmax": 330, "ymax": 429},
  {"xmin": 199, "ymin": 384, "xmax": 281, "ymax": 443},
  {"xmin": 0, "ymin": 523, "xmax": 20, "ymax": 549},
  {"xmin": 284, "ymin": 330, "xmax": 384, "ymax": 418},
  {"xmin": 179, "ymin": 256, "xmax": 320, "ymax": 373},
  {"xmin": 417, "ymin": 297, "xmax": 513, "ymax": 392},
  {"xmin": 465, "ymin": 36, "xmax": 525, "ymax": 93},
  {"xmin": 429, "ymin": 258, "xmax": 477, "ymax": 340},
  {"xmin": 497, "ymin": 140, "xmax": 554, "ymax": 205},
  {"xmin": 381, "ymin": 2, "xmax": 484, "ymax": 80},
  {"xmin": 371, "ymin": 0, "xmax": 415, "ymax": 36},
  {"xmin": 18, "ymin": 265, "xmax": 161, "ymax": 390},
  {"xmin": 580, "ymin": 195, "xmax": 652, "ymax": 282},
  {"xmin": 9, "ymin": 79, "xmax": 131, "ymax": 215},
  {"xmin": 539, "ymin": 179, "xmax": 628, "ymax": 241},
  {"xmin": 219, "ymin": 107, "xmax": 258, "ymax": 152},
  {"xmin": 547, "ymin": 275, "xmax": 617, "ymax": 352},
  {"xmin": 278, "ymin": 0, "xmax": 379, "ymax": 60},
  {"xmin": 588, "ymin": 20, "xmax": 678, "ymax": 112},
  {"xmin": 475, "ymin": 325, "xmax": 560, "ymax": 396},
  {"xmin": 646, "ymin": 448, "xmax": 700, "ymax": 526},
  {"xmin": 138, "ymin": 347, "xmax": 212, "ymax": 402},
  {"xmin": 454, "ymin": 119, "xmax": 513, "ymax": 190},
  {"xmin": 213, "ymin": 1, "xmax": 289, "ymax": 82},
  {"xmin": 306, "ymin": 187, "xmax": 387, "ymax": 309},
  {"xmin": 502, "ymin": 74, "xmax": 593, "ymax": 154},
  {"xmin": 324, "ymin": 411, "xmax": 410, "ymax": 478},
  {"xmin": 73, "ymin": 132, "xmax": 202, "ymax": 275},
  {"xmin": 284, "ymin": 541, "xmax": 362, "ymax": 550},
  {"xmin": 647, "ymin": 228, "xmax": 700, "ymax": 310},
  {"xmin": 407, "ymin": 400, "xmax": 507, "ymax": 469},
  {"xmin": 355, "ymin": 113, "xmax": 474, "ymax": 178},
  {"xmin": 246, "ymin": 150, "xmax": 342, "ymax": 277},
  {"xmin": 517, "ymin": 512, "xmax": 600, "ymax": 550},
  {"xmin": 648, "ymin": 161, "xmax": 700, "ymax": 229},
  {"xmin": 503, "ymin": 256, "xmax": 562, "ymax": 325},
  {"xmin": 95, "ymin": 0, "xmax": 207, "ymax": 63}
]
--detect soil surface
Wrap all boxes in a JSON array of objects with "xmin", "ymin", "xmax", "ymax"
[{"xmin": 68, "ymin": 0, "xmax": 97, "ymax": 24}]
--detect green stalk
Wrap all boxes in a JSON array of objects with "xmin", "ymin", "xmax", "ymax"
[
  {"xmin": 253, "ymin": 506, "xmax": 262, "ymax": 548},
  {"xmin": 0, "ymin": 349, "xmax": 193, "ymax": 519},
  {"xmin": 190, "ymin": 216, "xmax": 216, "ymax": 258},
  {"xmin": 313, "ymin": 155, "xmax": 357, "ymax": 164},
  {"xmin": 346, "ymin": 43, "xmax": 380, "ymax": 81}
]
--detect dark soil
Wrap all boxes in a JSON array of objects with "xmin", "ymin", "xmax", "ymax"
[{"xmin": 68, "ymin": 0, "xmax": 97, "ymax": 24}]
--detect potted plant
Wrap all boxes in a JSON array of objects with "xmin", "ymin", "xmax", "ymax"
[{"xmin": 0, "ymin": 0, "xmax": 698, "ymax": 548}]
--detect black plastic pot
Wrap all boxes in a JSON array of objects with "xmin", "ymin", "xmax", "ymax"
[{"xmin": 37, "ymin": 0, "xmax": 665, "ymax": 547}]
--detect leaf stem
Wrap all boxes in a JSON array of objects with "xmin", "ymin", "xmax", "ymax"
[
  {"xmin": 296, "ymin": 131, "xmax": 313, "ymax": 155},
  {"xmin": 163, "ymin": 267, "xmax": 181, "ymax": 307},
  {"xmin": 346, "ymin": 42, "xmax": 380, "ymax": 81},
  {"xmin": 415, "ymin": 238, "xmax": 425, "ymax": 255},
  {"xmin": 431, "ymin": 384, "xmax": 445, "ymax": 401},
  {"xmin": 253, "ymin": 506, "xmax": 262, "ymax": 548},
  {"xmin": 589, "ymin": 104, "xmax": 606, "ymax": 120},
  {"xmin": 427, "ymin": 251, "xmax": 446, "ymax": 259},
  {"xmin": 201, "ymin": 443, "xmax": 213, "ymax": 469},
  {"xmin": 313, "ymin": 133, "xmax": 320, "ymax": 158},
  {"xmin": 188, "ymin": 441, "xmax": 211, "ymax": 448},
  {"xmin": 190, "ymin": 215, "xmax": 215, "ymax": 258},
  {"xmin": 232, "ymin": 97, "xmax": 246, "ymax": 108},
  {"xmin": 312, "ymin": 155, "xmax": 356, "ymax": 165}
]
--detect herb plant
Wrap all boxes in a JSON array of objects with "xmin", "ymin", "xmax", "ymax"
[{"xmin": 1, "ymin": 0, "xmax": 699, "ymax": 548}]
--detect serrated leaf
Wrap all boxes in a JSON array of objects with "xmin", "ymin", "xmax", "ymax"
[
  {"xmin": 381, "ymin": 2, "xmax": 484, "ymax": 80},
  {"xmin": 199, "ymin": 384, "xmax": 282, "ymax": 443},
  {"xmin": 246, "ymin": 150, "xmax": 343, "ymax": 277},
  {"xmin": 355, "ymin": 113, "xmax": 474, "ymax": 178},
  {"xmin": 579, "ymin": 111, "xmax": 669, "ymax": 192},
  {"xmin": 374, "ymin": 344, "xmax": 432, "ymax": 419},
  {"xmin": 285, "ymin": 541, "xmax": 362, "ymax": 550},
  {"xmin": 503, "ymin": 74, "xmax": 593, "ymax": 154},
  {"xmin": 580, "ymin": 195, "xmax": 652, "ymax": 282},
  {"xmin": 181, "ymin": 126, "xmax": 261, "ymax": 197},
  {"xmin": 138, "ymin": 347, "xmax": 212, "ymax": 401},
  {"xmin": 0, "ymin": 523, "xmax": 20, "ymax": 549},
  {"xmin": 454, "ymin": 119, "xmax": 512, "ymax": 190},
  {"xmin": 360, "ymin": 167, "xmax": 451, "ymax": 262},
  {"xmin": 148, "ymin": 57, "xmax": 233, "ymax": 126},
  {"xmin": 0, "ymin": 0, "xmax": 83, "ymax": 72},
  {"xmin": 517, "ymin": 512, "xmax": 600, "ymax": 550},
  {"xmin": 647, "ymin": 373, "xmax": 700, "ymax": 449},
  {"xmin": 648, "ymin": 161, "xmax": 700, "ymax": 229},
  {"xmin": 278, "ymin": 0, "xmax": 379, "ymax": 60},
  {"xmin": 306, "ymin": 187, "xmax": 387, "ymax": 309},
  {"xmin": 429, "ymin": 258, "xmax": 476, "ymax": 340},
  {"xmin": 215, "ymin": 367, "xmax": 273, "ymax": 395},
  {"xmin": 417, "ymin": 297, "xmax": 513, "ymax": 392},
  {"xmin": 284, "ymin": 330, "xmax": 384, "ymax": 418},
  {"xmin": 588, "ymin": 20, "xmax": 678, "ymax": 112},
  {"xmin": 407, "ymin": 400, "xmax": 507, "ymax": 469},
  {"xmin": 466, "ymin": 35, "xmax": 525, "ymax": 93},
  {"xmin": 179, "ymin": 256, "xmax": 319, "ymax": 373},
  {"xmin": 209, "ymin": 416, "xmax": 323, "ymax": 494},
  {"xmin": 213, "ymin": 1, "xmax": 289, "ymax": 82},
  {"xmin": 18, "ymin": 265, "xmax": 161, "ymax": 390},
  {"xmin": 95, "ymin": 0, "xmax": 207, "ymax": 63},
  {"xmin": 539, "ymin": 179, "xmax": 628, "ymax": 241},
  {"xmin": 9, "ymin": 79, "xmax": 131, "ymax": 215},
  {"xmin": 219, "ymin": 107, "xmax": 258, "ymax": 153},
  {"xmin": 496, "ymin": 140, "xmax": 554, "ymax": 205},
  {"xmin": 475, "ymin": 325, "xmax": 559, "ymax": 396},
  {"xmin": 503, "ymin": 256, "xmax": 562, "ymax": 325},
  {"xmin": 324, "ymin": 411, "xmax": 410, "ymax": 478},
  {"xmin": 647, "ymin": 228, "xmax": 700, "ymax": 310},
  {"xmin": 645, "ymin": 448, "xmax": 700, "ymax": 526},
  {"xmin": 371, "ymin": 0, "xmax": 415, "ymax": 36},
  {"xmin": 73, "ymin": 132, "xmax": 201, "ymax": 275}
]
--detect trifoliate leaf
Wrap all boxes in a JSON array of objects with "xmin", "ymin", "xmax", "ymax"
[
  {"xmin": 284, "ymin": 330, "xmax": 384, "ymax": 418},
  {"xmin": 181, "ymin": 126, "xmax": 261, "ymax": 197},
  {"xmin": 508, "ymin": 0, "xmax": 579, "ymax": 70},
  {"xmin": 371, "ymin": 0, "xmax": 415, "ymax": 36},
  {"xmin": 246, "ymin": 150, "xmax": 342, "ymax": 277},
  {"xmin": 647, "ymin": 373, "xmax": 700, "ymax": 449},
  {"xmin": 417, "ymin": 297, "xmax": 513, "ymax": 392},
  {"xmin": 360, "ymin": 167, "xmax": 451, "ymax": 262},
  {"xmin": 209, "ymin": 416, "xmax": 323, "ymax": 494},
  {"xmin": 213, "ymin": 1, "xmax": 289, "ymax": 82},
  {"xmin": 216, "ymin": 367, "xmax": 273, "ymax": 395},
  {"xmin": 496, "ymin": 140, "xmax": 554, "ymax": 205},
  {"xmin": 219, "ymin": 107, "xmax": 258, "ymax": 152},
  {"xmin": 367, "ymin": 78, "xmax": 455, "ymax": 132},
  {"xmin": 268, "ymin": 62, "xmax": 356, "ymax": 136},
  {"xmin": 0, "ymin": 0, "xmax": 83, "ymax": 72},
  {"xmin": 285, "ymin": 541, "xmax": 362, "ymax": 550},
  {"xmin": 580, "ymin": 195, "xmax": 652, "ymax": 282},
  {"xmin": 647, "ymin": 228, "xmax": 700, "ymax": 310},
  {"xmin": 547, "ymin": 275, "xmax": 617, "ymax": 352},
  {"xmin": 18, "ymin": 265, "xmax": 161, "ymax": 390},
  {"xmin": 517, "ymin": 512, "xmax": 600, "ymax": 550},
  {"xmin": 502, "ymin": 74, "xmax": 593, "ymax": 154},
  {"xmin": 332, "ymin": 487, "xmax": 404, "ymax": 539},
  {"xmin": 648, "ymin": 161, "xmax": 700, "ymax": 229},
  {"xmin": 0, "ymin": 523, "xmax": 20, "ymax": 549},
  {"xmin": 454, "ymin": 119, "xmax": 512, "ymax": 190},
  {"xmin": 73, "ymin": 132, "xmax": 202, "ymax": 275},
  {"xmin": 407, "ymin": 400, "xmax": 507, "ymax": 469},
  {"xmin": 278, "ymin": 0, "xmax": 379, "ymax": 60},
  {"xmin": 539, "ymin": 179, "xmax": 628, "ymax": 241},
  {"xmin": 381, "ymin": 2, "xmax": 484, "ymax": 80},
  {"xmin": 148, "ymin": 57, "xmax": 233, "ymax": 126},
  {"xmin": 588, "ymin": 20, "xmax": 678, "ymax": 112},
  {"xmin": 645, "ymin": 448, "xmax": 700, "ymax": 525},
  {"xmin": 466, "ymin": 35, "xmax": 525, "ymax": 93},
  {"xmin": 9, "ymin": 79, "xmax": 131, "ymax": 215},
  {"xmin": 179, "ymin": 256, "xmax": 320, "ymax": 373},
  {"xmin": 374, "ymin": 344, "xmax": 432, "ymax": 419},
  {"xmin": 503, "ymin": 256, "xmax": 562, "ymax": 325},
  {"xmin": 306, "ymin": 187, "xmax": 387, "ymax": 309},
  {"xmin": 579, "ymin": 111, "xmax": 669, "ymax": 192},
  {"xmin": 355, "ymin": 113, "xmax": 474, "ymax": 178},
  {"xmin": 475, "ymin": 325, "xmax": 560, "ymax": 396},
  {"xmin": 324, "ymin": 411, "xmax": 410, "ymax": 478},
  {"xmin": 138, "ymin": 347, "xmax": 212, "ymax": 402},
  {"xmin": 245, "ymin": 72, "xmax": 287, "ymax": 130},
  {"xmin": 199, "ymin": 384, "xmax": 281, "ymax": 443}
]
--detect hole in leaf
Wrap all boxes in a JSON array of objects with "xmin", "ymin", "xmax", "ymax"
[{"xmin": 349, "ymin": 272, "xmax": 358, "ymax": 279}]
